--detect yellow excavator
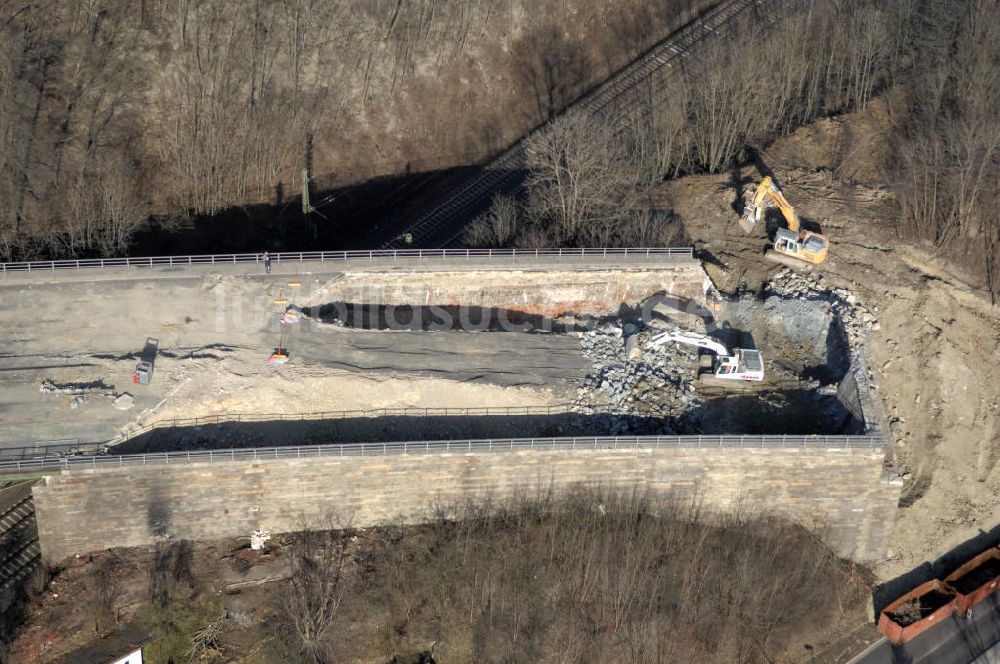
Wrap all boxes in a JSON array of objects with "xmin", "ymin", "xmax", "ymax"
[{"xmin": 740, "ymin": 176, "xmax": 829, "ymax": 267}]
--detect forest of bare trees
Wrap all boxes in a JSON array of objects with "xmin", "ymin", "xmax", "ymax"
[
  {"xmin": 0, "ymin": 0, "xmax": 700, "ymax": 262},
  {"xmin": 2, "ymin": 0, "xmax": 997, "ymax": 297},
  {"xmin": 895, "ymin": 0, "xmax": 1000, "ymax": 301},
  {"xmin": 465, "ymin": 111, "xmax": 688, "ymax": 248}
]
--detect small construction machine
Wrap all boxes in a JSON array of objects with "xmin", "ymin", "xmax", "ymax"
[
  {"xmin": 647, "ymin": 330, "xmax": 764, "ymax": 384},
  {"xmin": 740, "ymin": 176, "xmax": 829, "ymax": 267},
  {"xmin": 133, "ymin": 337, "xmax": 158, "ymax": 385}
]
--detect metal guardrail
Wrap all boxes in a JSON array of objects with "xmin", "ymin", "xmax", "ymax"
[
  {"xmin": 0, "ymin": 434, "xmax": 885, "ymax": 472},
  {"xmin": 0, "ymin": 439, "xmax": 85, "ymax": 461},
  {"xmin": 0, "ymin": 247, "xmax": 693, "ymax": 274}
]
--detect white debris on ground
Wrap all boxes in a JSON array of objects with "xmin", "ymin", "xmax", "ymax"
[
  {"xmin": 112, "ymin": 393, "xmax": 136, "ymax": 410},
  {"xmin": 572, "ymin": 323, "xmax": 704, "ymax": 434},
  {"xmin": 766, "ymin": 268, "xmax": 879, "ymax": 352}
]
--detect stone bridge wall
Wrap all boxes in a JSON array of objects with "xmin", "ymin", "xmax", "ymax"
[{"xmin": 33, "ymin": 445, "xmax": 900, "ymax": 563}]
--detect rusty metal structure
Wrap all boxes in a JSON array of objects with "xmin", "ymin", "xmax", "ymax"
[{"xmin": 879, "ymin": 546, "xmax": 1000, "ymax": 644}]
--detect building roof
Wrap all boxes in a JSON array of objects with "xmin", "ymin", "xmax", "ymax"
[{"xmin": 49, "ymin": 623, "xmax": 152, "ymax": 664}]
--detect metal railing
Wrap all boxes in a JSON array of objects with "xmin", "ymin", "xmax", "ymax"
[
  {"xmin": 0, "ymin": 439, "xmax": 89, "ymax": 461},
  {"xmin": 0, "ymin": 434, "xmax": 885, "ymax": 473},
  {"xmin": 0, "ymin": 247, "xmax": 694, "ymax": 274}
]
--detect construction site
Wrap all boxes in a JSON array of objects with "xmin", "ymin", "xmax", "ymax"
[
  {"xmin": 0, "ymin": 200, "xmax": 901, "ymax": 664},
  {"xmin": 2, "ymin": 102, "xmax": 997, "ymax": 664},
  {"xmin": 2, "ymin": 0, "xmax": 1000, "ymax": 661},
  {"xmin": 0, "ymin": 248, "xmax": 876, "ymax": 453}
]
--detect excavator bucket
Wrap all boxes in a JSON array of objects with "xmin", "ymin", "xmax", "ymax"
[{"xmin": 739, "ymin": 195, "xmax": 759, "ymax": 234}]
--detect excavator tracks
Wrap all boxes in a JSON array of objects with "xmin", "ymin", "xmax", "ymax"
[
  {"xmin": 764, "ymin": 249, "xmax": 819, "ymax": 269},
  {"xmin": 696, "ymin": 377, "xmax": 804, "ymax": 397}
]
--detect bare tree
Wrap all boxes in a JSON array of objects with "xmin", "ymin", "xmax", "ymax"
[
  {"xmin": 682, "ymin": 36, "xmax": 758, "ymax": 174},
  {"xmin": 464, "ymin": 194, "xmax": 520, "ymax": 247},
  {"xmin": 512, "ymin": 25, "xmax": 590, "ymax": 124},
  {"xmin": 95, "ymin": 156, "xmax": 148, "ymax": 255},
  {"xmin": 279, "ymin": 525, "xmax": 354, "ymax": 664},
  {"xmin": 148, "ymin": 539, "xmax": 195, "ymax": 608},
  {"xmin": 89, "ymin": 555, "xmax": 121, "ymax": 637},
  {"xmin": 896, "ymin": 0, "xmax": 1000, "ymax": 300},
  {"xmin": 522, "ymin": 112, "xmax": 648, "ymax": 246},
  {"xmin": 631, "ymin": 78, "xmax": 691, "ymax": 182}
]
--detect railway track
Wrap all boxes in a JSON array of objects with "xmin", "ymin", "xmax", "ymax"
[
  {"xmin": 383, "ymin": 0, "xmax": 792, "ymax": 250},
  {"xmin": 0, "ymin": 482, "xmax": 41, "ymax": 613}
]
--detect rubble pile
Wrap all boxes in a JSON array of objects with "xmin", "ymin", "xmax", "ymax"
[
  {"xmin": 572, "ymin": 323, "xmax": 704, "ymax": 434},
  {"xmin": 766, "ymin": 269, "xmax": 879, "ymax": 351}
]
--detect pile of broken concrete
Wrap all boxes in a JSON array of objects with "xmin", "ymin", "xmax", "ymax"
[{"xmin": 572, "ymin": 323, "xmax": 704, "ymax": 434}]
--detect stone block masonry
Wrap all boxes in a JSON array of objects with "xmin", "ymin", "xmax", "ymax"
[{"xmin": 33, "ymin": 445, "xmax": 900, "ymax": 564}]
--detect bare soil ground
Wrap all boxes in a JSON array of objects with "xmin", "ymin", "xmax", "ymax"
[{"xmin": 660, "ymin": 96, "xmax": 1000, "ymax": 582}]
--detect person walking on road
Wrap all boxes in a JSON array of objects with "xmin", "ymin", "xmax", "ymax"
[{"xmin": 263, "ymin": 251, "xmax": 271, "ymax": 274}]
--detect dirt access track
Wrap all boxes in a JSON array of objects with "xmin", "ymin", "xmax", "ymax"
[
  {"xmin": 0, "ymin": 257, "xmax": 707, "ymax": 450},
  {"xmin": 663, "ymin": 97, "xmax": 1000, "ymax": 582}
]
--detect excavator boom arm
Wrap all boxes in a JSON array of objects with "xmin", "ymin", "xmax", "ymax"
[
  {"xmin": 741, "ymin": 176, "xmax": 800, "ymax": 233},
  {"xmin": 647, "ymin": 330, "xmax": 730, "ymax": 357},
  {"xmin": 766, "ymin": 182, "xmax": 800, "ymax": 233}
]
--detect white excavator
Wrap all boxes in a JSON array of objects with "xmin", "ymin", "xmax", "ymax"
[
  {"xmin": 740, "ymin": 176, "xmax": 829, "ymax": 268},
  {"xmin": 647, "ymin": 329, "xmax": 764, "ymax": 384}
]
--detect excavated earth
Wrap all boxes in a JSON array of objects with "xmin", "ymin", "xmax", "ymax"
[{"xmin": 568, "ymin": 279, "xmax": 870, "ymax": 436}]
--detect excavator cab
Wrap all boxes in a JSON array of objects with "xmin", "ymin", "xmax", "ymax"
[
  {"xmin": 646, "ymin": 330, "xmax": 764, "ymax": 383},
  {"xmin": 714, "ymin": 356, "xmax": 740, "ymax": 376},
  {"xmin": 769, "ymin": 228, "xmax": 828, "ymax": 266},
  {"xmin": 711, "ymin": 349, "xmax": 763, "ymax": 381}
]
